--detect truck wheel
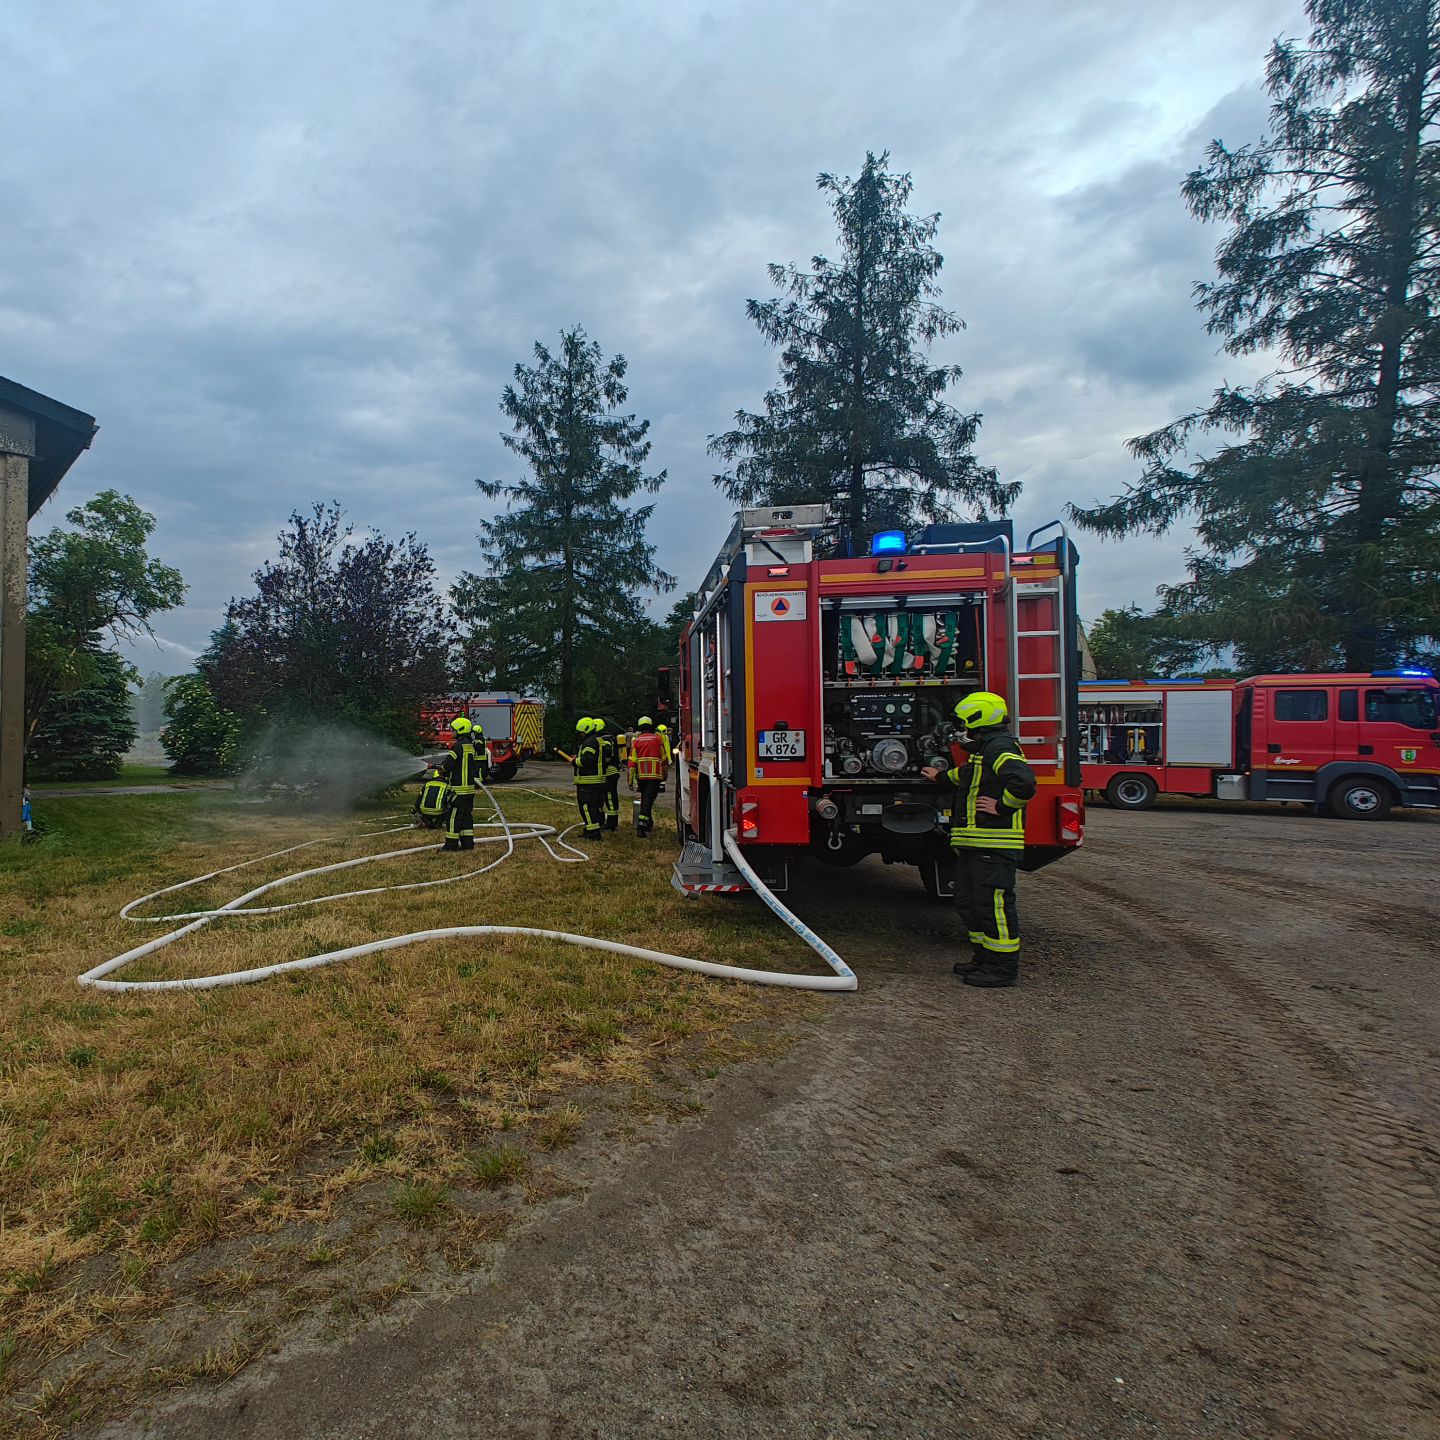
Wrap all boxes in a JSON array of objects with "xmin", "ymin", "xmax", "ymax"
[
  {"xmin": 490, "ymin": 759, "xmax": 518, "ymax": 783},
  {"xmin": 1105, "ymin": 774, "xmax": 1158, "ymax": 811},
  {"xmin": 1328, "ymin": 777, "xmax": 1393, "ymax": 821}
]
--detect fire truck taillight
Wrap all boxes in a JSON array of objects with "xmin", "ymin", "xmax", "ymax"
[
  {"xmin": 1059, "ymin": 797, "xmax": 1084, "ymax": 845},
  {"xmin": 739, "ymin": 800, "xmax": 760, "ymax": 838}
]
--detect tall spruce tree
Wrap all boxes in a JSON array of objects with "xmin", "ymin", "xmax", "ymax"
[
  {"xmin": 1071, "ymin": 0, "xmax": 1440, "ymax": 671},
  {"xmin": 710, "ymin": 151, "xmax": 1015, "ymax": 538},
  {"xmin": 460, "ymin": 327, "xmax": 673, "ymax": 724}
]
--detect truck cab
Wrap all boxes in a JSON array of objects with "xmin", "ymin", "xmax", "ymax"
[{"xmin": 1242, "ymin": 672, "xmax": 1440, "ymax": 818}]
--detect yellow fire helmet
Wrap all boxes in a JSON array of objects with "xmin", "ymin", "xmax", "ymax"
[
  {"xmin": 636, "ymin": 715, "xmax": 654, "ymax": 728},
  {"xmin": 450, "ymin": 716, "xmax": 473, "ymax": 735},
  {"xmin": 954, "ymin": 691, "xmax": 1008, "ymax": 730}
]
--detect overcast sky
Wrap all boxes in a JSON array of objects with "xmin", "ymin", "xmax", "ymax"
[{"xmin": 5, "ymin": 0, "xmax": 1308, "ymax": 674}]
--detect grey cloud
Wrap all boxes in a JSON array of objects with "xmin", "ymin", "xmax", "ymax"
[{"xmin": 9, "ymin": 0, "xmax": 1310, "ymax": 664}]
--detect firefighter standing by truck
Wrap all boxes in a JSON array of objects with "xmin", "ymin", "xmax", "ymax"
[
  {"xmin": 437, "ymin": 716, "xmax": 489, "ymax": 852},
  {"xmin": 627, "ymin": 716, "xmax": 668, "ymax": 837},
  {"xmin": 921, "ymin": 692, "xmax": 1036, "ymax": 989},
  {"xmin": 572, "ymin": 718, "xmax": 607, "ymax": 842}
]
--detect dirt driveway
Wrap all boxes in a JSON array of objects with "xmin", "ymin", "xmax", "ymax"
[{"xmin": 99, "ymin": 806, "xmax": 1439, "ymax": 1440}]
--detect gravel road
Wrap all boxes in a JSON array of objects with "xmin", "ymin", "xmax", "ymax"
[{"xmin": 102, "ymin": 805, "xmax": 1439, "ymax": 1440}]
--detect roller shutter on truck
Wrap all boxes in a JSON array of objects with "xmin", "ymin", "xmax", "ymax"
[{"xmin": 1164, "ymin": 689, "xmax": 1234, "ymax": 765}]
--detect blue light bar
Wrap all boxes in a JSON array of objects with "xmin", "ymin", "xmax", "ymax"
[
  {"xmin": 1372, "ymin": 668, "xmax": 1433, "ymax": 678},
  {"xmin": 871, "ymin": 530, "xmax": 908, "ymax": 556}
]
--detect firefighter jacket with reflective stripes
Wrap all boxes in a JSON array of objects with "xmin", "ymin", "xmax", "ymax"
[
  {"xmin": 599, "ymin": 733, "xmax": 619, "ymax": 779},
  {"xmin": 628, "ymin": 731, "xmax": 666, "ymax": 783},
  {"xmin": 440, "ymin": 740, "xmax": 488, "ymax": 794},
  {"xmin": 417, "ymin": 776, "xmax": 451, "ymax": 817},
  {"xmin": 946, "ymin": 730, "xmax": 1036, "ymax": 851},
  {"xmin": 573, "ymin": 736, "xmax": 605, "ymax": 784}
]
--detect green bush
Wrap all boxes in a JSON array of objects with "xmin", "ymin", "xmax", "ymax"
[{"xmin": 161, "ymin": 675, "xmax": 244, "ymax": 776}]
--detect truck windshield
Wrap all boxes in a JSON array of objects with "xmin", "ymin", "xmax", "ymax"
[{"xmin": 1365, "ymin": 688, "xmax": 1438, "ymax": 730}]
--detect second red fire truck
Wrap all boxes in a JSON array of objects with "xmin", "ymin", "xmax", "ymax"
[
  {"xmin": 672, "ymin": 505, "xmax": 1085, "ymax": 897},
  {"xmin": 1080, "ymin": 672, "xmax": 1440, "ymax": 819}
]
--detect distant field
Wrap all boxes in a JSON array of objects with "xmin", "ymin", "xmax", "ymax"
[
  {"xmin": 0, "ymin": 787, "xmax": 812, "ymax": 1433},
  {"xmin": 27, "ymin": 763, "xmax": 224, "ymax": 793}
]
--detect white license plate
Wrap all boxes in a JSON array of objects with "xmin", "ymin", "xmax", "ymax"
[{"xmin": 758, "ymin": 729, "xmax": 805, "ymax": 760}]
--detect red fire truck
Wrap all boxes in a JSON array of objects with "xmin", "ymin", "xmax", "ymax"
[
  {"xmin": 1080, "ymin": 672, "xmax": 1440, "ymax": 818},
  {"xmin": 672, "ymin": 505, "xmax": 1085, "ymax": 897},
  {"xmin": 418, "ymin": 691, "xmax": 546, "ymax": 782}
]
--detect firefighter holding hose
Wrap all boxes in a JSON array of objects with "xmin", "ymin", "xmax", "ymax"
[
  {"xmin": 921, "ymin": 692, "xmax": 1036, "ymax": 989},
  {"xmin": 573, "ymin": 718, "xmax": 607, "ymax": 843},
  {"xmin": 437, "ymin": 716, "xmax": 489, "ymax": 852}
]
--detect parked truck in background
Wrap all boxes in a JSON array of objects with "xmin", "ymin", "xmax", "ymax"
[
  {"xmin": 418, "ymin": 691, "xmax": 546, "ymax": 782},
  {"xmin": 672, "ymin": 505, "xmax": 1085, "ymax": 897},
  {"xmin": 1080, "ymin": 671, "xmax": 1440, "ymax": 819}
]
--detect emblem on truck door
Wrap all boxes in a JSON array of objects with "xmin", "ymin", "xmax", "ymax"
[{"xmin": 1401, "ymin": 748, "xmax": 1417, "ymax": 763}]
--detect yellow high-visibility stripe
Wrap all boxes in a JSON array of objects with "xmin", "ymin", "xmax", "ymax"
[
  {"xmin": 993, "ymin": 888, "xmax": 1012, "ymax": 947},
  {"xmin": 950, "ymin": 833, "xmax": 1025, "ymax": 850},
  {"xmin": 978, "ymin": 935, "xmax": 1020, "ymax": 953}
]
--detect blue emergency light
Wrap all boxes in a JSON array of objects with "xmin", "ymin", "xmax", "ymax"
[
  {"xmin": 1371, "ymin": 668, "xmax": 1433, "ymax": 678},
  {"xmin": 870, "ymin": 530, "xmax": 907, "ymax": 556}
]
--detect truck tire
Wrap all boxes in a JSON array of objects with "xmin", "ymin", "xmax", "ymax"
[
  {"xmin": 1328, "ymin": 777, "xmax": 1393, "ymax": 821},
  {"xmin": 490, "ymin": 758, "xmax": 519, "ymax": 783},
  {"xmin": 1105, "ymin": 774, "xmax": 1158, "ymax": 811}
]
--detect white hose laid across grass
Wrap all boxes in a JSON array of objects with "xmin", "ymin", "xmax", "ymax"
[{"xmin": 77, "ymin": 786, "xmax": 857, "ymax": 994}]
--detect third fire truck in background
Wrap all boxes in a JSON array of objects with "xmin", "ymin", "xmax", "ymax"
[
  {"xmin": 418, "ymin": 691, "xmax": 546, "ymax": 782},
  {"xmin": 1080, "ymin": 672, "xmax": 1440, "ymax": 819},
  {"xmin": 672, "ymin": 506, "xmax": 1085, "ymax": 896}
]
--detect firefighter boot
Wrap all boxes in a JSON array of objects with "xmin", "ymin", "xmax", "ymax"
[
  {"xmin": 952, "ymin": 931, "xmax": 987, "ymax": 975},
  {"xmin": 963, "ymin": 954, "xmax": 1019, "ymax": 988}
]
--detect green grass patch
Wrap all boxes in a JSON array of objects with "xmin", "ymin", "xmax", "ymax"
[
  {"xmin": 390, "ymin": 1181, "xmax": 450, "ymax": 1225},
  {"xmin": 467, "ymin": 1146, "xmax": 530, "ymax": 1187}
]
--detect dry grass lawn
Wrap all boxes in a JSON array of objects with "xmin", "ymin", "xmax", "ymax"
[{"xmin": 0, "ymin": 785, "xmax": 819, "ymax": 1433}]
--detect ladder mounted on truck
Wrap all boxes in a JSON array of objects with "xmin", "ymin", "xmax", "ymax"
[{"xmin": 1007, "ymin": 521, "xmax": 1074, "ymax": 781}]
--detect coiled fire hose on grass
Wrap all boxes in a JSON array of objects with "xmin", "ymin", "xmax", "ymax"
[{"xmin": 76, "ymin": 785, "xmax": 857, "ymax": 994}]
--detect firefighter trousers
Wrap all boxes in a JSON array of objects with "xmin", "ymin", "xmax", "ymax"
[
  {"xmin": 576, "ymin": 783, "xmax": 606, "ymax": 839},
  {"xmin": 603, "ymin": 775, "xmax": 620, "ymax": 830},
  {"xmin": 953, "ymin": 849, "xmax": 1020, "ymax": 955},
  {"xmin": 634, "ymin": 779, "xmax": 662, "ymax": 834},
  {"xmin": 445, "ymin": 793, "xmax": 475, "ymax": 849}
]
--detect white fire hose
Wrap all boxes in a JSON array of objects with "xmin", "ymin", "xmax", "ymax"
[{"xmin": 77, "ymin": 785, "xmax": 857, "ymax": 994}]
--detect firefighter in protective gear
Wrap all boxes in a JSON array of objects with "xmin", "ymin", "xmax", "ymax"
[
  {"xmin": 921, "ymin": 691, "xmax": 1036, "ymax": 988},
  {"xmin": 413, "ymin": 761, "xmax": 451, "ymax": 830},
  {"xmin": 627, "ymin": 716, "xmax": 668, "ymax": 837},
  {"xmin": 572, "ymin": 718, "xmax": 607, "ymax": 842},
  {"xmin": 437, "ymin": 716, "xmax": 489, "ymax": 852},
  {"xmin": 596, "ymin": 718, "xmax": 621, "ymax": 831},
  {"xmin": 656, "ymin": 723, "xmax": 673, "ymax": 764}
]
